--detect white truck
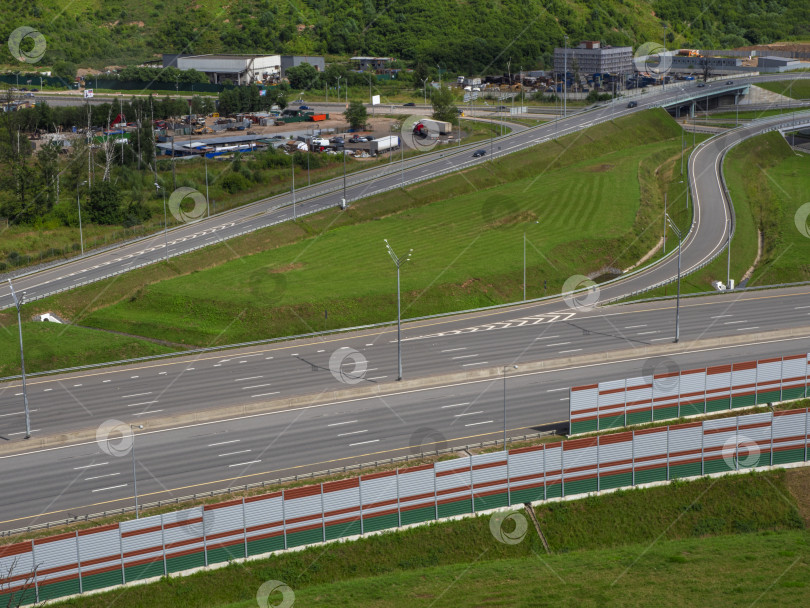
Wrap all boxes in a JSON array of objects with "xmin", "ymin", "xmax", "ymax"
[
  {"xmin": 413, "ymin": 118, "xmax": 453, "ymax": 136},
  {"xmin": 370, "ymin": 135, "xmax": 399, "ymax": 154}
]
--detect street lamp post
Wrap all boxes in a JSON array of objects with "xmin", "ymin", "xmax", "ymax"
[
  {"xmin": 384, "ymin": 240, "xmax": 412, "ymax": 381},
  {"xmin": 503, "ymin": 365, "xmax": 518, "ymax": 448},
  {"xmin": 726, "ymin": 217, "xmax": 732, "ymax": 289},
  {"xmin": 665, "ymin": 214, "xmax": 682, "ymax": 343},
  {"xmin": 422, "ymin": 78, "xmax": 428, "ymax": 105},
  {"xmin": 7, "ymin": 280, "xmax": 31, "ymax": 439},
  {"xmin": 291, "ymin": 155, "xmax": 296, "ymax": 220},
  {"xmin": 204, "ymin": 154, "xmax": 210, "ymax": 217},
  {"xmin": 76, "ymin": 180, "xmax": 87, "ymax": 254},
  {"xmin": 563, "ymin": 35, "xmax": 568, "ymax": 119},
  {"xmin": 155, "ymin": 182, "xmax": 168, "ymax": 262},
  {"xmin": 131, "ymin": 424, "xmax": 144, "ymax": 517}
]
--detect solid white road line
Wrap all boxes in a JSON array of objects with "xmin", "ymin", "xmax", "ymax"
[{"xmin": 208, "ymin": 439, "xmax": 240, "ymax": 447}]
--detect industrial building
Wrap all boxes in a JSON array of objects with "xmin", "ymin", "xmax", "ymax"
[
  {"xmin": 758, "ymin": 56, "xmax": 805, "ymax": 72},
  {"xmin": 351, "ymin": 57, "xmax": 394, "ymax": 71},
  {"xmin": 162, "ymin": 54, "xmax": 324, "ymax": 85},
  {"xmin": 553, "ymin": 41, "xmax": 633, "ymax": 77}
]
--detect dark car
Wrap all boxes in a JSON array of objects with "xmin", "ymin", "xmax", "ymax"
[
  {"xmin": 403, "ymin": 102, "xmax": 416, "ymax": 106},
  {"xmin": 697, "ymin": 82, "xmax": 706, "ymax": 87},
  {"xmin": 472, "ymin": 149, "xmax": 486, "ymax": 158},
  {"xmin": 627, "ymin": 101, "xmax": 638, "ymax": 108},
  {"xmin": 365, "ymin": 135, "xmax": 375, "ymax": 140},
  {"xmin": 271, "ymin": 135, "xmax": 286, "ymax": 140},
  {"xmin": 495, "ymin": 105, "xmax": 508, "ymax": 111},
  {"xmin": 299, "ymin": 105, "xmax": 310, "ymax": 110},
  {"xmin": 726, "ymin": 80, "xmax": 734, "ymax": 85}
]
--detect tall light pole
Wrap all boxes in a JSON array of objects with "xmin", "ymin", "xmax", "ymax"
[
  {"xmin": 726, "ymin": 217, "xmax": 732, "ymax": 289},
  {"xmin": 665, "ymin": 214, "xmax": 682, "ymax": 343},
  {"xmin": 343, "ymin": 148, "xmax": 348, "ymax": 207},
  {"xmin": 384, "ymin": 239, "xmax": 412, "ymax": 381},
  {"xmin": 503, "ymin": 365, "xmax": 518, "ymax": 448},
  {"xmin": 291, "ymin": 155, "xmax": 296, "ymax": 220},
  {"xmin": 7, "ymin": 280, "xmax": 31, "ymax": 439},
  {"xmin": 523, "ymin": 221, "xmax": 538, "ymax": 301},
  {"xmin": 336, "ymin": 75, "xmax": 341, "ymax": 102},
  {"xmin": 421, "ymin": 77, "xmax": 428, "ymax": 105},
  {"xmin": 131, "ymin": 424, "xmax": 144, "ymax": 517},
  {"xmin": 563, "ymin": 35, "xmax": 568, "ymax": 119},
  {"xmin": 155, "ymin": 182, "xmax": 168, "ymax": 262},
  {"xmin": 76, "ymin": 180, "xmax": 87, "ymax": 254}
]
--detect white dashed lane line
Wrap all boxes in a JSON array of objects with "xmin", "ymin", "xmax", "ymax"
[
  {"xmin": 337, "ymin": 430, "xmax": 368, "ymax": 437},
  {"xmin": 452, "ymin": 354, "xmax": 478, "ymax": 360},
  {"xmin": 441, "ymin": 348, "xmax": 467, "ymax": 353},
  {"xmin": 73, "ymin": 462, "xmax": 109, "ymax": 470},
  {"xmin": 251, "ymin": 392, "xmax": 280, "ymax": 398},
  {"xmin": 547, "ymin": 342, "xmax": 570, "ymax": 347},
  {"xmin": 121, "ymin": 393, "xmax": 152, "ymax": 399},
  {"xmin": 327, "ymin": 420, "xmax": 358, "ymax": 427},
  {"xmin": 242, "ymin": 384, "xmax": 273, "ymax": 390},
  {"xmin": 126, "ymin": 401, "xmax": 158, "ymax": 407},
  {"xmin": 559, "ymin": 349, "xmax": 582, "ymax": 354},
  {"xmin": 234, "ymin": 376, "xmax": 264, "ymax": 382},
  {"xmin": 229, "ymin": 460, "xmax": 261, "ymax": 467},
  {"xmin": 349, "ymin": 439, "xmax": 379, "ymax": 447},
  {"xmin": 92, "ymin": 484, "xmax": 128, "ymax": 493},
  {"xmin": 465, "ymin": 420, "xmax": 493, "ymax": 427},
  {"xmin": 132, "ymin": 410, "xmax": 163, "ymax": 416},
  {"xmin": 85, "ymin": 473, "xmax": 120, "ymax": 481},
  {"xmin": 462, "ymin": 362, "xmax": 488, "ymax": 367},
  {"xmin": 453, "ymin": 411, "xmax": 483, "ymax": 417},
  {"xmin": 208, "ymin": 439, "xmax": 240, "ymax": 447},
  {"xmin": 218, "ymin": 450, "xmax": 252, "ymax": 457}
]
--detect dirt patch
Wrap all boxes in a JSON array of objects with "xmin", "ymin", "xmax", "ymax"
[
  {"xmin": 268, "ymin": 262, "xmax": 304, "ymax": 274},
  {"xmin": 582, "ymin": 163, "xmax": 614, "ymax": 173},
  {"xmin": 785, "ymin": 468, "xmax": 810, "ymax": 527}
]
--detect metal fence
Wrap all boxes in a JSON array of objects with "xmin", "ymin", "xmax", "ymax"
[
  {"xmin": 570, "ymin": 352, "xmax": 809, "ymax": 434},
  {"xmin": 2, "ymin": 407, "xmax": 808, "ymax": 605}
]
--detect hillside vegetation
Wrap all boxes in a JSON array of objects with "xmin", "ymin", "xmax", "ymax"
[{"xmin": 1, "ymin": 0, "xmax": 809, "ymax": 72}]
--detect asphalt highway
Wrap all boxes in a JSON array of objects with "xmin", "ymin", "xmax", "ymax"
[{"xmin": 2, "ymin": 330, "xmax": 809, "ymax": 531}]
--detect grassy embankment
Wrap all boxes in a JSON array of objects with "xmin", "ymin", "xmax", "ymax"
[
  {"xmin": 626, "ymin": 129, "xmax": 810, "ymax": 301},
  {"xmin": 757, "ymin": 80, "xmax": 810, "ymax": 100},
  {"xmin": 53, "ymin": 468, "xmax": 809, "ymax": 608},
  {"xmin": 0, "ymin": 110, "xmax": 686, "ymax": 375}
]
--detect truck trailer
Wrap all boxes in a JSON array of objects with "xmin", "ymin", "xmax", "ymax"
[{"xmin": 413, "ymin": 118, "xmax": 453, "ymax": 136}]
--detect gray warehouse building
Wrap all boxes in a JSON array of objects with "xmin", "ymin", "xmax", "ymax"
[
  {"xmin": 553, "ymin": 41, "xmax": 633, "ymax": 76},
  {"xmin": 162, "ymin": 54, "xmax": 324, "ymax": 84}
]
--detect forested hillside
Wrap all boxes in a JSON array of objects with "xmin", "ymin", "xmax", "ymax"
[{"xmin": 1, "ymin": 0, "xmax": 809, "ymax": 73}]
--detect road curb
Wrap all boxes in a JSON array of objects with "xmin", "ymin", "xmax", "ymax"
[{"xmin": 4, "ymin": 324, "xmax": 810, "ymax": 456}]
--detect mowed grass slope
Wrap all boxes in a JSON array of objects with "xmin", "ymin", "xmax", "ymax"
[
  {"xmin": 758, "ymin": 79, "xmax": 810, "ymax": 100},
  {"xmin": 69, "ymin": 111, "xmax": 681, "ymax": 347},
  {"xmin": 54, "ymin": 470, "xmax": 807, "ymax": 608}
]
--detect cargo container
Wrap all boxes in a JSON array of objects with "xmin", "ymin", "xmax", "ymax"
[
  {"xmin": 370, "ymin": 135, "xmax": 399, "ymax": 154},
  {"xmin": 414, "ymin": 118, "xmax": 452, "ymax": 135}
]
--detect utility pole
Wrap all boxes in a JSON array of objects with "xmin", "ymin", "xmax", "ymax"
[
  {"xmin": 663, "ymin": 193, "xmax": 667, "ymax": 254},
  {"xmin": 666, "ymin": 214, "xmax": 682, "ymax": 343},
  {"xmin": 8, "ymin": 280, "xmax": 31, "ymax": 439},
  {"xmin": 155, "ymin": 182, "xmax": 168, "ymax": 262},
  {"xmin": 384, "ymin": 240, "xmax": 412, "ymax": 381},
  {"xmin": 204, "ymin": 154, "xmax": 210, "ymax": 217},
  {"xmin": 291, "ymin": 155, "xmax": 296, "ymax": 220},
  {"xmin": 503, "ymin": 365, "xmax": 518, "ymax": 448},
  {"xmin": 131, "ymin": 424, "xmax": 143, "ymax": 517},
  {"xmin": 563, "ymin": 35, "xmax": 568, "ymax": 119}
]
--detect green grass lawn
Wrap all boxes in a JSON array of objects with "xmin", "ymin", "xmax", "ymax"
[
  {"xmin": 46, "ymin": 112, "xmax": 681, "ymax": 348},
  {"xmin": 0, "ymin": 323, "xmax": 174, "ymax": 377},
  {"xmin": 711, "ymin": 108, "xmax": 808, "ymax": 120},
  {"xmin": 757, "ymin": 80, "xmax": 810, "ymax": 100},
  {"xmin": 52, "ymin": 469, "xmax": 808, "ymax": 608}
]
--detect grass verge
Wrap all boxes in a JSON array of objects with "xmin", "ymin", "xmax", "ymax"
[
  {"xmin": 53, "ymin": 469, "xmax": 806, "ymax": 607},
  {"xmin": 757, "ymin": 80, "xmax": 810, "ymax": 100}
]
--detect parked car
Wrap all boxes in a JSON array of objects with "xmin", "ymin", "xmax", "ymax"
[
  {"xmin": 31, "ymin": 88, "xmax": 38, "ymax": 92},
  {"xmin": 271, "ymin": 135, "xmax": 286, "ymax": 140},
  {"xmin": 349, "ymin": 136, "xmax": 367, "ymax": 143},
  {"xmin": 403, "ymin": 102, "xmax": 416, "ymax": 106},
  {"xmin": 365, "ymin": 135, "xmax": 375, "ymax": 140},
  {"xmin": 472, "ymin": 149, "xmax": 486, "ymax": 157}
]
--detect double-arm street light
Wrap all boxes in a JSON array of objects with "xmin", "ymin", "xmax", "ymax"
[
  {"xmin": 76, "ymin": 180, "xmax": 87, "ymax": 254},
  {"xmin": 131, "ymin": 424, "xmax": 144, "ymax": 517},
  {"xmin": 7, "ymin": 280, "xmax": 31, "ymax": 439},
  {"xmin": 665, "ymin": 213, "xmax": 682, "ymax": 343},
  {"xmin": 154, "ymin": 182, "xmax": 169, "ymax": 261},
  {"xmin": 503, "ymin": 365, "xmax": 518, "ymax": 448},
  {"xmin": 384, "ymin": 240, "xmax": 412, "ymax": 381}
]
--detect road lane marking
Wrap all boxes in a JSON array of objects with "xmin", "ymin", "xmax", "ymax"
[
  {"xmin": 465, "ymin": 420, "xmax": 493, "ymax": 427},
  {"xmin": 73, "ymin": 384, "xmax": 82, "ymax": 387},
  {"xmin": 251, "ymin": 392, "xmax": 280, "ymax": 398},
  {"xmin": 121, "ymin": 393, "xmax": 152, "ymax": 399},
  {"xmin": 724, "ymin": 320, "xmax": 747, "ymax": 325},
  {"xmin": 547, "ymin": 342, "xmax": 570, "ymax": 347},
  {"xmin": 327, "ymin": 420, "xmax": 357, "ymax": 427},
  {"xmin": 737, "ymin": 327, "xmax": 759, "ymax": 330},
  {"xmin": 235, "ymin": 376, "xmax": 264, "ymax": 382},
  {"xmin": 441, "ymin": 348, "xmax": 467, "ymax": 353},
  {"xmin": 368, "ymin": 376, "xmax": 388, "ymax": 380},
  {"xmin": 546, "ymin": 388, "xmax": 567, "ymax": 393},
  {"xmin": 441, "ymin": 402, "xmax": 470, "ymax": 409},
  {"xmin": 132, "ymin": 410, "xmax": 163, "ymax": 415},
  {"xmin": 102, "ymin": 380, "xmax": 111, "ymax": 383},
  {"xmin": 126, "ymin": 401, "xmax": 158, "ymax": 407},
  {"xmin": 92, "ymin": 484, "xmax": 127, "ymax": 493},
  {"xmin": 337, "ymin": 430, "xmax": 368, "ymax": 437},
  {"xmin": 625, "ymin": 325, "xmax": 647, "ymax": 329},
  {"xmin": 451, "ymin": 354, "xmax": 478, "ymax": 359},
  {"xmin": 462, "ymin": 362, "xmax": 488, "ymax": 366},
  {"xmin": 637, "ymin": 331, "xmax": 658, "ymax": 335},
  {"xmin": 794, "ymin": 306, "xmax": 810, "ymax": 310},
  {"xmin": 349, "ymin": 439, "xmax": 379, "ymax": 447},
  {"xmin": 43, "ymin": 389, "xmax": 52, "ymax": 392},
  {"xmin": 228, "ymin": 460, "xmax": 261, "ymax": 467},
  {"xmin": 85, "ymin": 473, "xmax": 120, "ymax": 481},
  {"xmin": 711, "ymin": 315, "xmax": 732, "ymax": 319},
  {"xmin": 208, "ymin": 440, "xmax": 240, "ymax": 447},
  {"xmin": 242, "ymin": 384, "xmax": 273, "ymax": 390},
  {"xmin": 559, "ymin": 349, "xmax": 582, "ymax": 354},
  {"xmin": 8, "ymin": 430, "xmax": 39, "ymax": 435},
  {"xmin": 454, "ymin": 411, "xmax": 483, "ymax": 417},
  {"xmin": 650, "ymin": 337, "xmax": 674, "ymax": 342},
  {"xmin": 218, "ymin": 450, "xmax": 252, "ymax": 457},
  {"xmin": 74, "ymin": 462, "xmax": 108, "ymax": 470}
]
